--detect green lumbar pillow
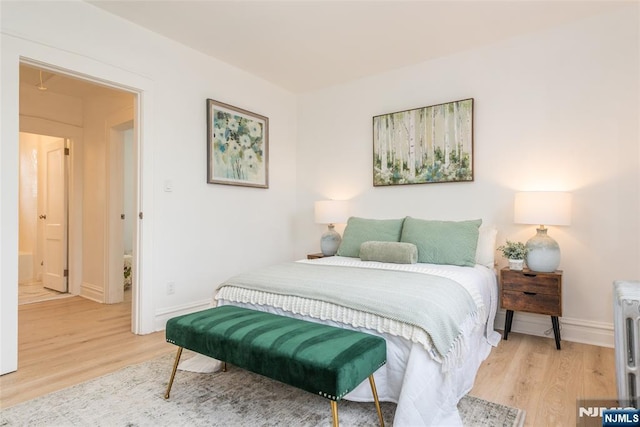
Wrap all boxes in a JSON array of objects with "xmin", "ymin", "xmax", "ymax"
[{"xmin": 360, "ymin": 241, "xmax": 418, "ymax": 264}]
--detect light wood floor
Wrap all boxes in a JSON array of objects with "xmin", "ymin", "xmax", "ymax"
[
  {"xmin": 0, "ymin": 294, "xmax": 174, "ymax": 409},
  {"xmin": 1, "ymin": 296, "xmax": 616, "ymax": 427},
  {"xmin": 470, "ymin": 331, "xmax": 616, "ymax": 426},
  {"xmin": 18, "ymin": 280, "xmax": 73, "ymax": 305}
]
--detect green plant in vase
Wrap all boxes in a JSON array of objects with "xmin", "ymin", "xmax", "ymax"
[{"xmin": 497, "ymin": 240, "xmax": 528, "ymax": 270}]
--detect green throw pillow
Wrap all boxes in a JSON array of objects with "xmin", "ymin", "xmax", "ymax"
[
  {"xmin": 400, "ymin": 218, "xmax": 482, "ymax": 267},
  {"xmin": 336, "ymin": 217, "xmax": 405, "ymax": 258}
]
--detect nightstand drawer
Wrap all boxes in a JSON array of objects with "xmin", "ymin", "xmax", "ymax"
[
  {"xmin": 501, "ymin": 271, "xmax": 561, "ymax": 295},
  {"xmin": 502, "ymin": 290, "xmax": 561, "ymax": 316},
  {"xmin": 502, "ymin": 278, "xmax": 560, "ymax": 295}
]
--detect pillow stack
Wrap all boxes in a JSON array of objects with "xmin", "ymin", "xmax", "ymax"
[{"xmin": 335, "ymin": 216, "xmax": 496, "ymax": 267}]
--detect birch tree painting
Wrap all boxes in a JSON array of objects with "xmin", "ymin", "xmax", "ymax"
[{"xmin": 373, "ymin": 98, "xmax": 473, "ymax": 186}]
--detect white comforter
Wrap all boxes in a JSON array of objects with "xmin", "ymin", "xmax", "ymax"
[{"xmin": 215, "ymin": 257, "xmax": 500, "ymax": 426}]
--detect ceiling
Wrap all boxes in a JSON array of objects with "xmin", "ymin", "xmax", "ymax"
[
  {"xmin": 20, "ymin": 63, "xmax": 131, "ymax": 99},
  {"xmin": 85, "ymin": 1, "xmax": 628, "ymax": 94}
]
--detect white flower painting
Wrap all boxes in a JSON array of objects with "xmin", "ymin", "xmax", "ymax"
[{"xmin": 207, "ymin": 99, "xmax": 269, "ymax": 188}]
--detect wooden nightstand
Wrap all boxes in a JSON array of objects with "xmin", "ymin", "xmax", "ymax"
[
  {"xmin": 307, "ymin": 253, "xmax": 330, "ymax": 260},
  {"xmin": 500, "ymin": 267, "xmax": 563, "ymax": 350}
]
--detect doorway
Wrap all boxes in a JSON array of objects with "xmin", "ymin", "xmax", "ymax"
[
  {"xmin": 18, "ymin": 63, "xmax": 137, "ymax": 314},
  {"xmin": 18, "ymin": 132, "xmax": 73, "ymax": 305}
]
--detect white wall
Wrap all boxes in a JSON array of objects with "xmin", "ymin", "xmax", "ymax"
[
  {"xmin": 18, "ymin": 133, "xmax": 40, "ymax": 258},
  {"xmin": 295, "ymin": 5, "xmax": 639, "ymax": 347},
  {"xmin": 1, "ymin": 1, "xmax": 298, "ymax": 374}
]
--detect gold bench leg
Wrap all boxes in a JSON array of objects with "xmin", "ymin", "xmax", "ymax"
[
  {"xmin": 331, "ymin": 400, "xmax": 339, "ymax": 427},
  {"xmin": 330, "ymin": 375, "xmax": 384, "ymax": 427},
  {"xmin": 369, "ymin": 375, "xmax": 385, "ymax": 427},
  {"xmin": 164, "ymin": 347, "xmax": 183, "ymax": 399}
]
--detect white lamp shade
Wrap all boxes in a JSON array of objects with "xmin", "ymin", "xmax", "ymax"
[
  {"xmin": 314, "ymin": 200, "xmax": 349, "ymax": 224},
  {"xmin": 514, "ymin": 192, "xmax": 571, "ymax": 226}
]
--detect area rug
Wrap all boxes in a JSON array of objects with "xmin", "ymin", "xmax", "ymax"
[{"xmin": 0, "ymin": 352, "xmax": 525, "ymax": 426}]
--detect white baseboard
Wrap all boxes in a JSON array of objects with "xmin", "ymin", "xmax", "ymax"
[
  {"xmin": 152, "ymin": 303, "xmax": 615, "ymax": 347},
  {"xmin": 80, "ymin": 282, "xmax": 104, "ymax": 303},
  {"xmin": 154, "ymin": 299, "xmax": 213, "ymax": 331},
  {"xmin": 494, "ymin": 309, "xmax": 614, "ymax": 348}
]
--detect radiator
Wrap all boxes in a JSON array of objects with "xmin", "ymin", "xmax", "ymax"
[{"xmin": 614, "ymin": 280, "xmax": 640, "ymax": 406}]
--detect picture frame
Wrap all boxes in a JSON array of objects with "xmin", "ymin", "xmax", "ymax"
[
  {"xmin": 207, "ymin": 99, "xmax": 269, "ymax": 188},
  {"xmin": 373, "ymin": 98, "xmax": 473, "ymax": 186}
]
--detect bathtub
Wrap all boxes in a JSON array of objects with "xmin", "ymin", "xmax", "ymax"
[{"xmin": 18, "ymin": 251, "xmax": 33, "ymax": 284}]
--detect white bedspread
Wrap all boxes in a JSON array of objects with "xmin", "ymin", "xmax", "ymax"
[{"xmin": 214, "ymin": 257, "xmax": 500, "ymax": 426}]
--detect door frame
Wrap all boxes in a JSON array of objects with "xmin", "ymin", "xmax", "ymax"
[
  {"xmin": 16, "ymin": 58, "xmax": 153, "ymax": 338},
  {"xmin": 0, "ymin": 39, "xmax": 157, "ymax": 375},
  {"xmin": 1, "ymin": 41, "xmax": 157, "ymax": 374}
]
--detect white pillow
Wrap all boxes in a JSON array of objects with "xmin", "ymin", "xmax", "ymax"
[{"xmin": 476, "ymin": 226, "xmax": 497, "ymax": 268}]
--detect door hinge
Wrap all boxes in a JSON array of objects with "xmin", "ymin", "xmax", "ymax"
[
  {"xmin": 139, "ymin": 212, "xmax": 144, "ymax": 220},
  {"xmin": 64, "ymin": 269, "xmax": 69, "ymax": 277},
  {"xmin": 64, "ymin": 147, "xmax": 70, "ymax": 155}
]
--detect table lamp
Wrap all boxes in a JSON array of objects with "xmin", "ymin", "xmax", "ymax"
[
  {"xmin": 314, "ymin": 200, "xmax": 348, "ymax": 256},
  {"xmin": 514, "ymin": 191, "xmax": 571, "ymax": 272}
]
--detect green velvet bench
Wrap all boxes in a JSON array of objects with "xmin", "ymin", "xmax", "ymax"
[{"xmin": 164, "ymin": 305, "xmax": 386, "ymax": 427}]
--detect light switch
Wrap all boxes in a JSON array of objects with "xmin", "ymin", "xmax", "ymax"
[{"xmin": 163, "ymin": 180, "xmax": 173, "ymax": 192}]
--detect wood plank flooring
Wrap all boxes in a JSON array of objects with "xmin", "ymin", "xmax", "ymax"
[
  {"xmin": 0, "ymin": 294, "xmax": 173, "ymax": 409},
  {"xmin": 470, "ymin": 331, "xmax": 616, "ymax": 426},
  {"xmin": 18, "ymin": 280, "xmax": 73, "ymax": 305},
  {"xmin": 1, "ymin": 295, "xmax": 617, "ymax": 427}
]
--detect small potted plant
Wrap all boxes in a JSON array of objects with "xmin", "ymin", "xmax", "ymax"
[{"xmin": 497, "ymin": 240, "xmax": 528, "ymax": 271}]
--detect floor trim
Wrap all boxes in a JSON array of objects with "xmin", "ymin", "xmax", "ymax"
[
  {"xmin": 494, "ymin": 309, "xmax": 614, "ymax": 348},
  {"xmin": 154, "ymin": 299, "xmax": 212, "ymax": 331}
]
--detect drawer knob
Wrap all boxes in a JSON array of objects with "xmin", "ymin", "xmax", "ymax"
[{"xmin": 523, "ymin": 291, "xmax": 537, "ymax": 296}]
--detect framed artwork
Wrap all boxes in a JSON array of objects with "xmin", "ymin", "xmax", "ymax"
[
  {"xmin": 207, "ymin": 99, "xmax": 269, "ymax": 188},
  {"xmin": 373, "ymin": 98, "xmax": 473, "ymax": 186}
]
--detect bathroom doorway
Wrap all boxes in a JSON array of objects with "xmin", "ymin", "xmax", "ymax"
[
  {"xmin": 18, "ymin": 63, "xmax": 137, "ymax": 307},
  {"xmin": 18, "ymin": 132, "xmax": 72, "ymax": 304}
]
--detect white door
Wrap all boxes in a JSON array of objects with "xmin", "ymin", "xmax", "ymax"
[{"xmin": 42, "ymin": 138, "xmax": 68, "ymax": 292}]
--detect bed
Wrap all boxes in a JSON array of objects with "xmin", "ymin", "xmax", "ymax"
[{"xmin": 212, "ymin": 217, "xmax": 501, "ymax": 426}]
